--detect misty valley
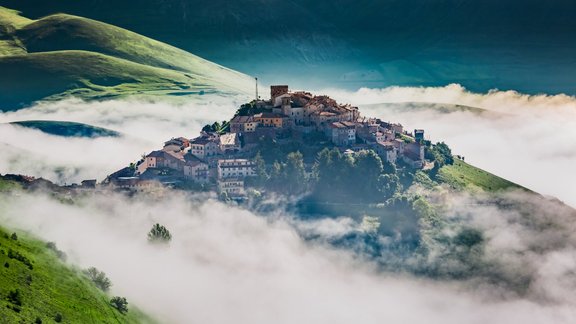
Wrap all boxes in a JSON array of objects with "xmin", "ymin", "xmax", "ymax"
[{"xmin": 1, "ymin": 2, "xmax": 576, "ymax": 324}]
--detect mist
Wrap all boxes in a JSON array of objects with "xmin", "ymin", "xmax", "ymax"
[
  {"xmin": 320, "ymin": 84, "xmax": 576, "ymax": 207},
  {"xmin": 0, "ymin": 96, "xmax": 243, "ymax": 183},
  {"xmin": 1, "ymin": 85, "xmax": 576, "ymax": 323},
  {"xmin": 2, "ymin": 189, "xmax": 576, "ymax": 324}
]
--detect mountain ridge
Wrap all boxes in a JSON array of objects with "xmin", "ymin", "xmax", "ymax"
[{"xmin": 0, "ymin": 7, "xmax": 254, "ymax": 110}]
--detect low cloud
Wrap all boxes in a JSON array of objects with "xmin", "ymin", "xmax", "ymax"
[
  {"xmin": 0, "ymin": 87, "xmax": 575, "ymax": 323},
  {"xmin": 2, "ymin": 190, "xmax": 576, "ymax": 324},
  {"xmin": 319, "ymin": 85, "xmax": 576, "ymax": 207},
  {"xmin": 0, "ymin": 96, "xmax": 242, "ymax": 183}
]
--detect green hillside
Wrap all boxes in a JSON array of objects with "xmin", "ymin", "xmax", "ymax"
[
  {"xmin": 0, "ymin": 7, "xmax": 253, "ymax": 110},
  {"xmin": 437, "ymin": 159, "xmax": 524, "ymax": 192},
  {"xmin": 0, "ymin": 226, "xmax": 154, "ymax": 323},
  {"xmin": 10, "ymin": 120, "xmax": 121, "ymax": 138}
]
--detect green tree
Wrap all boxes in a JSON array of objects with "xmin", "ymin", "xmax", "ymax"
[
  {"xmin": 429, "ymin": 142, "xmax": 454, "ymax": 177},
  {"xmin": 253, "ymin": 151, "xmax": 268, "ymax": 186},
  {"xmin": 283, "ymin": 151, "xmax": 307, "ymax": 195},
  {"xmin": 10, "ymin": 232, "xmax": 17, "ymax": 240},
  {"xmin": 84, "ymin": 267, "xmax": 112, "ymax": 292},
  {"xmin": 147, "ymin": 223, "xmax": 172, "ymax": 244},
  {"xmin": 110, "ymin": 296, "xmax": 129, "ymax": 314},
  {"xmin": 378, "ymin": 173, "xmax": 400, "ymax": 199},
  {"xmin": 351, "ymin": 150, "xmax": 384, "ymax": 201}
]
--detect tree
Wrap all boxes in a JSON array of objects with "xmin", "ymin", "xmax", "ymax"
[
  {"xmin": 54, "ymin": 313, "xmax": 63, "ymax": 322},
  {"xmin": 84, "ymin": 267, "xmax": 112, "ymax": 292},
  {"xmin": 147, "ymin": 223, "xmax": 172, "ymax": 243},
  {"xmin": 351, "ymin": 150, "xmax": 384, "ymax": 202},
  {"xmin": 283, "ymin": 151, "xmax": 307, "ymax": 195},
  {"xmin": 429, "ymin": 142, "xmax": 454, "ymax": 177},
  {"xmin": 378, "ymin": 173, "xmax": 400, "ymax": 199},
  {"xmin": 253, "ymin": 151, "xmax": 268, "ymax": 186},
  {"xmin": 10, "ymin": 232, "xmax": 17, "ymax": 240},
  {"xmin": 110, "ymin": 296, "xmax": 129, "ymax": 314}
]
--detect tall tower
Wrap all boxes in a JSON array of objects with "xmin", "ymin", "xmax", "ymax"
[{"xmin": 255, "ymin": 77, "xmax": 259, "ymax": 101}]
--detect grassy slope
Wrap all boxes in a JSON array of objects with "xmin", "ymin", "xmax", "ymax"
[
  {"xmin": 0, "ymin": 50, "xmax": 208, "ymax": 104},
  {"xmin": 0, "ymin": 7, "xmax": 29, "ymax": 56},
  {"xmin": 0, "ymin": 178, "xmax": 21, "ymax": 193},
  {"xmin": 0, "ymin": 178, "xmax": 154, "ymax": 323},
  {"xmin": 16, "ymin": 13, "xmax": 253, "ymax": 93},
  {"xmin": 0, "ymin": 7, "xmax": 253, "ymax": 109},
  {"xmin": 437, "ymin": 159, "xmax": 524, "ymax": 192},
  {"xmin": 0, "ymin": 228, "xmax": 152, "ymax": 323},
  {"xmin": 10, "ymin": 120, "xmax": 120, "ymax": 138}
]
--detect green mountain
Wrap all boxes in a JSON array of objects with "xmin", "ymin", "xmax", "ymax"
[
  {"xmin": 0, "ymin": 7, "xmax": 254, "ymax": 110},
  {"xmin": 9, "ymin": 120, "xmax": 121, "ymax": 138},
  {"xmin": 2, "ymin": 1, "xmax": 574, "ymax": 94},
  {"xmin": 0, "ymin": 189, "xmax": 154, "ymax": 323}
]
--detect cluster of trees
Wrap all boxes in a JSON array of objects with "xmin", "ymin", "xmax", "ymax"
[
  {"xmin": 110, "ymin": 296, "xmax": 129, "ymax": 314},
  {"xmin": 46, "ymin": 242, "xmax": 67, "ymax": 261},
  {"xmin": 201, "ymin": 121, "xmax": 229, "ymax": 134},
  {"xmin": 84, "ymin": 267, "xmax": 112, "ymax": 292},
  {"xmin": 235, "ymin": 102, "xmax": 266, "ymax": 116},
  {"xmin": 147, "ymin": 223, "xmax": 172, "ymax": 244},
  {"xmin": 252, "ymin": 148, "xmax": 400, "ymax": 203},
  {"xmin": 427, "ymin": 142, "xmax": 454, "ymax": 176},
  {"xmin": 313, "ymin": 149, "xmax": 399, "ymax": 202}
]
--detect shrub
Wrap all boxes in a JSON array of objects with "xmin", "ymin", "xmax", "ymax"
[
  {"xmin": 84, "ymin": 267, "xmax": 112, "ymax": 292},
  {"xmin": 110, "ymin": 296, "xmax": 128, "ymax": 314},
  {"xmin": 54, "ymin": 313, "xmax": 63, "ymax": 322},
  {"xmin": 7, "ymin": 249, "xmax": 33, "ymax": 270},
  {"xmin": 35, "ymin": 317, "xmax": 42, "ymax": 324},
  {"xmin": 10, "ymin": 232, "xmax": 17, "ymax": 240},
  {"xmin": 147, "ymin": 224, "xmax": 172, "ymax": 244},
  {"xmin": 7, "ymin": 289, "xmax": 22, "ymax": 306},
  {"xmin": 46, "ymin": 242, "xmax": 67, "ymax": 261}
]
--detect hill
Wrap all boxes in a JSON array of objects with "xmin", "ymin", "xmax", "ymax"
[
  {"xmin": 9, "ymin": 120, "xmax": 121, "ymax": 138},
  {"xmin": 0, "ymin": 7, "xmax": 253, "ymax": 110},
  {"xmin": 0, "ymin": 210, "xmax": 154, "ymax": 322},
  {"xmin": 437, "ymin": 159, "xmax": 524, "ymax": 192},
  {"xmin": 2, "ymin": 1, "xmax": 574, "ymax": 94},
  {"xmin": 359, "ymin": 102, "xmax": 496, "ymax": 116}
]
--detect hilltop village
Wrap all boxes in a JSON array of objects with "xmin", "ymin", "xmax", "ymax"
[{"xmin": 104, "ymin": 86, "xmax": 430, "ymax": 198}]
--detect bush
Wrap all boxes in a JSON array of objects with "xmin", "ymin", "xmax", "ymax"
[
  {"xmin": 7, "ymin": 289, "xmax": 22, "ymax": 306},
  {"xmin": 10, "ymin": 232, "xmax": 17, "ymax": 240},
  {"xmin": 147, "ymin": 224, "xmax": 172, "ymax": 244},
  {"xmin": 7, "ymin": 249, "xmax": 33, "ymax": 270},
  {"xmin": 35, "ymin": 317, "xmax": 42, "ymax": 324},
  {"xmin": 46, "ymin": 242, "xmax": 67, "ymax": 261},
  {"xmin": 84, "ymin": 267, "xmax": 112, "ymax": 292},
  {"xmin": 110, "ymin": 296, "xmax": 128, "ymax": 314},
  {"xmin": 54, "ymin": 313, "xmax": 63, "ymax": 322}
]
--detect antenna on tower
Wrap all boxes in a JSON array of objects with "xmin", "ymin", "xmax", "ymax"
[{"xmin": 255, "ymin": 77, "xmax": 259, "ymax": 101}]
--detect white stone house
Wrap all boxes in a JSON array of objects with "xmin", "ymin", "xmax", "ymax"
[
  {"xmin": 217, "ymin": 178, "xmax": 245, "ymax": 197},
  {"xmin": 190, "ymin": 137, "xmax": 220, "ymax": 159},
  {"xmin": 217, "ymin": 159, "xmax": 256, "ymax": 179}
]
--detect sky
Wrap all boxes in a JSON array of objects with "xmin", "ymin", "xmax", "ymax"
[{"xmin": 0, "ymin": 85, "xmax": 576, "ymax": 323}]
